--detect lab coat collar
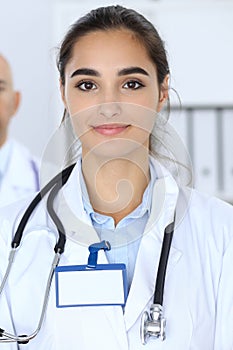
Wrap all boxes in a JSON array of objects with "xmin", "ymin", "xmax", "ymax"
[
  {"xmin": 57, "ymin": 155, "xmax": 180, "ymax": 242},
  {"xmin": 55, "ymin": 158, "xmax": 101, "ymax": 249},
  {"xmin": 144, "ymin": 159, "xmax": 179, "ymax": 239}
]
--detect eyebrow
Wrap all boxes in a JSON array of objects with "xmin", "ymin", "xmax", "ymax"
[
  {"xmin": 70, "ymin": 66, "xmax": 149, "ymax": 79},
  {"xmin": 70, "ymin": 68, "xmax": 100, "ymax": 78},
  {"xmin": 0, "ymin": 79, "xmax": 7, "ymax": 85},
  {"xmin": 118, "ymin": 67, "xmax": 149, "ymax": 76}
]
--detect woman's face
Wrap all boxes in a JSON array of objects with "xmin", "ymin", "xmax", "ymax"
[{"xmin": 61, "ymin": 29, "xmax": 168, "ymax": 158}]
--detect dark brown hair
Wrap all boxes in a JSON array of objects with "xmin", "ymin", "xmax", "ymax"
[
  {"xmin": 57, "ymin": 5, "xmax": 188, "ymax": 182},
  {"xmin": 57, "ymin": 5, "xmax": 169, "ymax": 87}
]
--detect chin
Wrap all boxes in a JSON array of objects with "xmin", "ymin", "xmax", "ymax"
[{"xmin": 82, "ymin": 138, "xmax": 148, "ymax": 162}]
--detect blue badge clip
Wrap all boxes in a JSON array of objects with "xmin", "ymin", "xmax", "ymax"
[
  {"xmin": 87, "ymin": 240, "xmax": 111, "ymax": 268},
  {"xmin": 55, "ymin": 240, "xmax": 127, "ymax": 307}
]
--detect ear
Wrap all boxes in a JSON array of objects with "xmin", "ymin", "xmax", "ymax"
[
  {"xmin": 157, "ymin": 74, "xmax": 169, "ymax": 112},
  {"xmin": 12, "ymin": 91, "xmax": 21, "ymax": 116},
  {"xmin": 59, "ymin": 79, "xmax": 67, "ymax": 108}
]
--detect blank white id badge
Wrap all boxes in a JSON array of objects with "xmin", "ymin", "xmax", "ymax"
[{"xmin": 55, "ymin": 264, "xmax": 127, "ymax": 308}]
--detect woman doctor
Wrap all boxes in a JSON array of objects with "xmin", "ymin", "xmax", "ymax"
[{"xmin": 0, "ymin": 5, "xmax": 233, "ymax": 350}]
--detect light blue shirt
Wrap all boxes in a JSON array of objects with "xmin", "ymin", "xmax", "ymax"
[
  {"xmin": 0, "ymin": 140, "xmax": 12, "ymax": 188},
  {"xmin": 80, "ymin": 158, "xmax": 157, "ymax": 291}
]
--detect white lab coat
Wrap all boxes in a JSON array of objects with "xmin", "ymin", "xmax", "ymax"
[
  {"xmin": 0, "ymin": 140, "xmax": 40, "ymax": 208},
  {"xmin": 0, "ymin": 157, "xmax": 233, "ymax": 350}
]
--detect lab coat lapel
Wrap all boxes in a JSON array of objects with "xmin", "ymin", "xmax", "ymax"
[
  {"xmin": 0, "ymin": 140, "xmax": 39, "ymax": 207},
  {"xmin": 55, "ymin": 161, "xmax": 101, "ymax": 248},
  {"xmin": 124, "ymin": 173, "xmax": 182, "ymax": 331},
  {"xmin": 124, "ymin": 228, "xmax": 182, "ymax": 331}
]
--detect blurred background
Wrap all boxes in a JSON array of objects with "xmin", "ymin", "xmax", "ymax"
[{"xmin": 0, "ymin": 0, "xmax": 232, "ymax": 203}]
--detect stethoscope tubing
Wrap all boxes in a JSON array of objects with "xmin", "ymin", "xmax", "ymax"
[
  {"xmin": 0, "ymin": 164, "xmax": 75, "ymax": 344},
  {"xmin": 0, "ymin": 253, "xmax": 61, "ymax": 344},
  {"xmin": 11, "ymin": 163, "xmax": 75, "ymax": 250},
  {"xmin": 47, "ymin": 181, "xmax": 67, "ymax": 253},
  {"xmin": 154, "ymin": 221, "xmax": 174, "ymax": 305},
  {"xmin": 0, "ymin": 162, "xmax": 175, "ymax": 344}
]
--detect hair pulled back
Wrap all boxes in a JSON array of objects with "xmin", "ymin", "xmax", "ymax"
[{"xmin": 57, "ymin": 5, "xmax": 169, "ymax": 87}]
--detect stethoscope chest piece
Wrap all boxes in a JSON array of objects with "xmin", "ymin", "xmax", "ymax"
[{"xmin": 140, "ymin": 304, "xmax": 166, "ymax": 345}]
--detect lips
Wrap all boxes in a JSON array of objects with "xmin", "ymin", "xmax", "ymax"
[{"xmin": 92, "ymin": 124, "xmax": 130, "ymax": 136}]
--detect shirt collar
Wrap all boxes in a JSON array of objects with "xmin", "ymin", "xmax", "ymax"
[{"xmin": 79, "ymin": 157, "xmax": 157, "ymax": 225}]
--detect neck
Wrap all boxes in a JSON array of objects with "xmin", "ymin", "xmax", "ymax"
[{"xmin": 82, "ymin": 148, "xmax": 150, "ymax": 225}]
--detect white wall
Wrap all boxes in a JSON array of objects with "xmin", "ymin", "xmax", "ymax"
[{"xmin": 0, "ymin": 0, "xmax": 58, "ymax": 158}]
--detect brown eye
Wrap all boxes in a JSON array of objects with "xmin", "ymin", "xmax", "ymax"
[
  {"xmin": 77, "ymin": 81, "xmax": 97, "ymax": 91},
  {"xmin": 123, "ymin": 80, "xmax": 144, "ymax": 90}
]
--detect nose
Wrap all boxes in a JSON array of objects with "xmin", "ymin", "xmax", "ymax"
[{"xmin": 98, "ymin": 102, "xmax": 121, "ymax": 119}]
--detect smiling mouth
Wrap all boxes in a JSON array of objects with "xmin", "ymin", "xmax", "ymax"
[{"xmin": 92, "ymin": 124, "xmax": 130, "ymax": 136}]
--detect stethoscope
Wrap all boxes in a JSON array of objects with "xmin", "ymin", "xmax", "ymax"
[{"xmin": 0, "ymin": 163, "xmax": 175, "ymax": 345}]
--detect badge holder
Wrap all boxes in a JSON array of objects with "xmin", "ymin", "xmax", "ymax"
[{"xmin": 55, "ymin": 241, "xmax": 127, "ymax": 308}]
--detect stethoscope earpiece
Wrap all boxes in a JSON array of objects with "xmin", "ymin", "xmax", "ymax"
[{"xmin": 140, "ymin": 304, "xmax": 166, "ymax": 345}]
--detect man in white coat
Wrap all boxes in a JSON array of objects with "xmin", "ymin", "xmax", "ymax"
[{"xmin": 0, "ymin": 54, "xmax": 39, "ymax": 207}]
